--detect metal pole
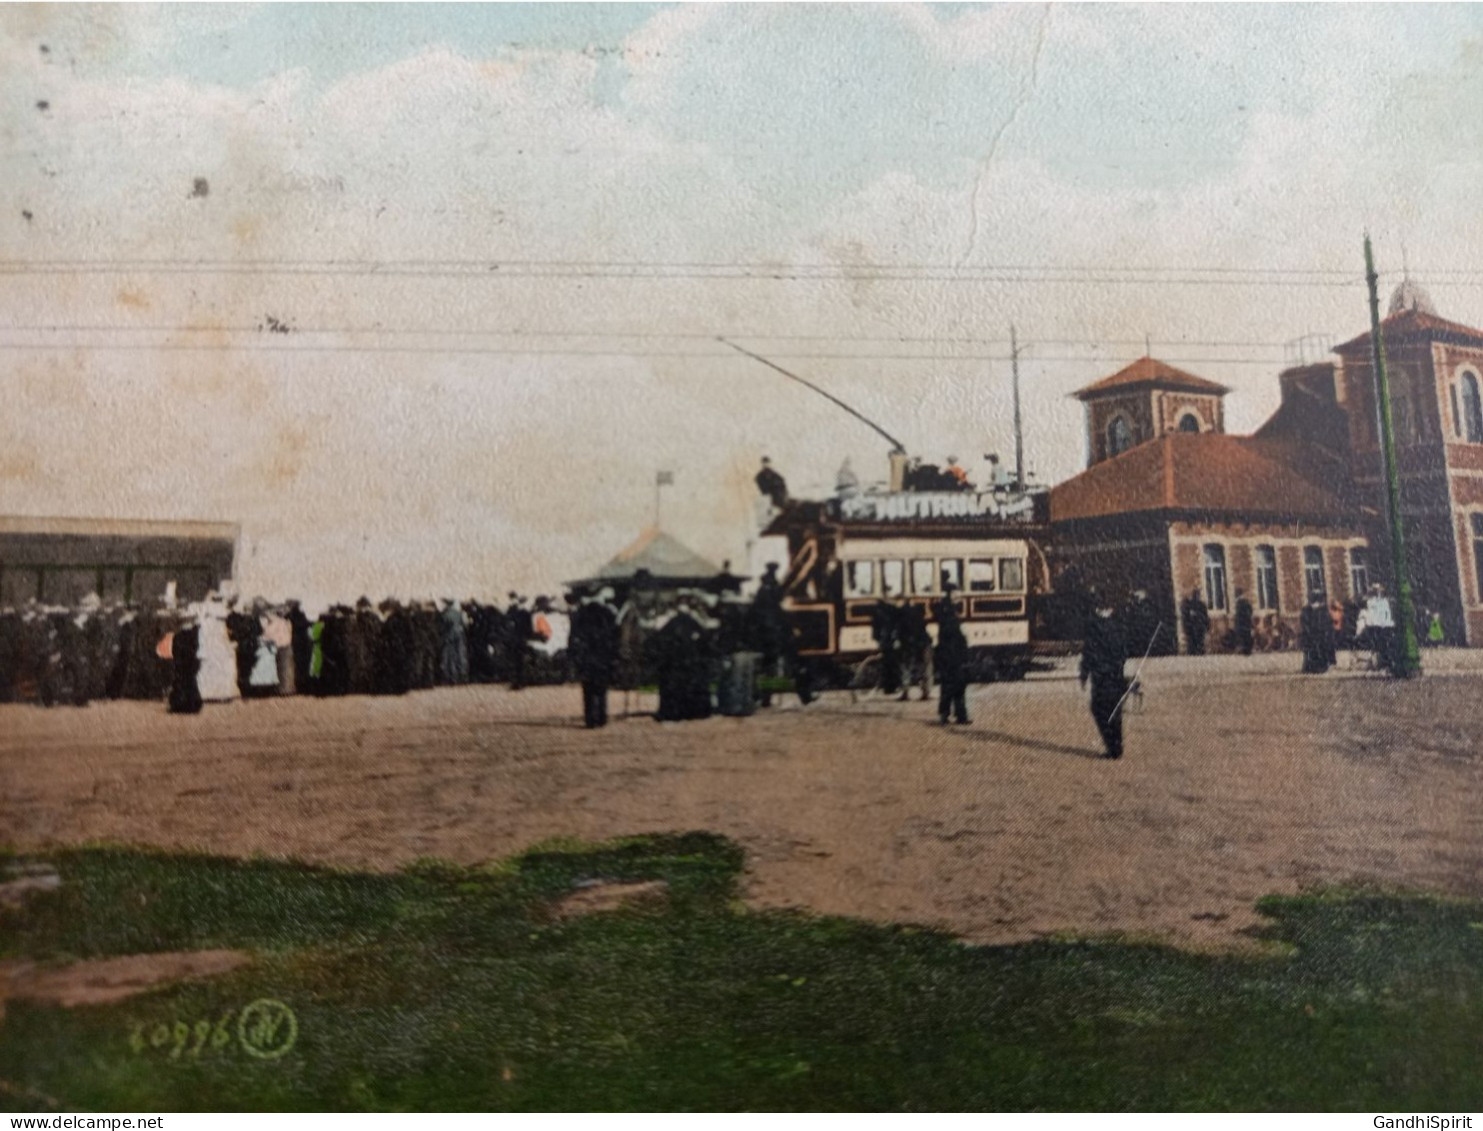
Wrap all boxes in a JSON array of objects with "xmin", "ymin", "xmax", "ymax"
[
  {"xmin": 1010, "ymin": 325, "xmax": 1024, "ymax": 491},
  {"xmin": 1363, "ymin": 233, "xmax": 1421, "ymax": 678}
]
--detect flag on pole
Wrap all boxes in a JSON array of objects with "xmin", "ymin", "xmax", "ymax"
[{"xmin": 656, "ymin": 471, "xmax": 674, "ymax": 486}]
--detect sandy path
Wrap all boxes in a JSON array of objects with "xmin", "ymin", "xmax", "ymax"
[{"xmin": 3, "ymin": 656, "xmax": 1481, "ymax": 949}]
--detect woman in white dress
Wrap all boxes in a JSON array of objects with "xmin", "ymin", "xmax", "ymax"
[{"xmin": 191, "ymin": 595, "xmax": 241, "ymax": 702}]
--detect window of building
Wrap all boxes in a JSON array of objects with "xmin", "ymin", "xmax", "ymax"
[
  {"xmin": 1472, "ymin": 514, "xmax": 1483, "ymax": 604},
  {"xmin": 844, "ymin": 560, "xmax": 875, "ymax": 599},
  {"xmin": 1106, "ymin": 415, "xmax": 1133, "ymax": 457},
  {"xmin": 1202, "ymin": 544, "xmax": 1228, "ymax": 612},
  {"xmin": 881, "ymin": 560, "xmax": 906, "ymax": 598},
  {"xmin": 1348, "ymin": 547, "xmax": 1369, "ymax": 600},
  {"xmin": 939, "ymin": 559, "xmax": 963, "ymax": 592},
  {"xmin": 1178, "ymin": 413, "xmax": 1201, "ymax": 433},
  {"xmin": 966, "ymin": 558, "xmax": 997, "ymax": 593},
  {"xmin": 998, "ymin": 557, "xmax": 1025, "ymax": 592},
  {"xmin": 1254, "ymin": 545, "xmax": 1279, "ymax": 611},
  {"xmin": 910, "ymin": 558, "xmax": 937, "ymax": 595},
  {"xmin": 1303, "ymin": 545, "xmax": 1327, "ymax": 604},
  {"xmin": 1462, "ymin": 373, "xmax": 1483, "ymax": 444}
]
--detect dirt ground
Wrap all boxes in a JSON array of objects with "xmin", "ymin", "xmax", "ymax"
[{"xmin": 3, "ymin": 653, "xmax": 1482, "ymax": 950}]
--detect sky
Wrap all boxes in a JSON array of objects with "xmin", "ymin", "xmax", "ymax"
[{"xmin": 3, "ymin": 3, "xmax": 1483, "ymax": 603}]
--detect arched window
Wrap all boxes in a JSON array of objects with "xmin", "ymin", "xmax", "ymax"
[
  {"xmin": 1462, "ymin": 373, "xmax": 1483, "ymax": 444},
  {"xmin": 1106, "ymin": 415, "xmax": 1133, "ymax": 457},
  {"xmin": 1178, "ymin": 413, "xmax": 1201, "ymax": 433}
]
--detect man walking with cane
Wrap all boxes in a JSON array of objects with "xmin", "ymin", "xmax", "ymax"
[{"xmin": 1081, "ymin": 599, "xmax": 1131, "ymax": 759}]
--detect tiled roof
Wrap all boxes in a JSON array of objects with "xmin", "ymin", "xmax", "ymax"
[
  {"xmin": 1335, "ymin": 308, "xmax": 1483, "ymax": 353},
  {"xmin": 1073, "ymin": 357, "xmax": 1230, "ymax": 401},
  {"xmin": 1049, "ymin": 432, "xmax": 1356, "ymax": 524}
]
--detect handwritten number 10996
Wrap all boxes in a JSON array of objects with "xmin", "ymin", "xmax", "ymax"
[
  {"xmin": 129, "ymin": 1012, "xmax": 235, "ymax": 1058},
  {"xmin": 127, "ymin": 999, "xmax": 298, "ymax": 1060}
]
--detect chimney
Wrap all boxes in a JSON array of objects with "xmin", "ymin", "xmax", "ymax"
[{"xmin": 888, "ymin": 450, "xmax": 908, "ymax": 492}]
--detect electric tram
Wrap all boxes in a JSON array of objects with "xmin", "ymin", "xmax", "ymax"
[
  {"xmin": 762, "ymin": 474, "xmax": 1052, "ymax": 682},
  {"xmin": 723, "ymin": 338, "xmax": 1055, "ymax": 681}
]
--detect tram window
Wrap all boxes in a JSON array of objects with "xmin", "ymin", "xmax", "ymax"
[
  {"xmin": 967, "ymin": 558, "xmax": 997, "ymax": 593},
  {"xmin": 999, "ymin": 557, "xmax": 1024, "ymax": 592},
  {"xmin": 910, "ymin": 559, "xmax": 937, "ymax": 594},
  {"xmin": 881, "ymin": 560, "xmax": 906, "ymax": 598},
  {"xmin": 844, "ymin": 560, "xmax": 875, "ymax": 598},
  {"xmin": 939, "ymin": 559, "xmax": 963, "ymax": 592}
]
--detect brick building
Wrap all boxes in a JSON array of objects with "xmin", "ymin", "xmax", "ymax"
[{"xmin": 1049, "ymin": 358, "xmax": 1372, "ymax": 652}]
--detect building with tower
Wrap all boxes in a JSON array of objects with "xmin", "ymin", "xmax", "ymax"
[
  {"xmin": 1049, "ymin": 357, "xmax": 1371, "ymax": 653},
  {"xmin": 1047, "ymin": 278, "xmax": 1483, "ymax": 651},
  {"xmin": 1329, "ymin": 279, "xmax": 1483, "ymax": 645}
]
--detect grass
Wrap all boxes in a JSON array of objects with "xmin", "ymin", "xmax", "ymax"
[{"xmin": 1, "ymin": 836, "xmax": 1480, "ymax": 1111}]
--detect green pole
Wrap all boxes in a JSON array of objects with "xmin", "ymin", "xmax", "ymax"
[{"xmin": 1363, "ymin": 234, "xmax": 1421, "ymax": 677}]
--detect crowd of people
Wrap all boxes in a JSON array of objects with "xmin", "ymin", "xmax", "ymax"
[
  {"xmin": 0, "ymin": 591, "xmax": 587, "ymax": 711},
  {"xmin": 0, "ymin": 552, "xmax": 1449, "ymax": 764},
  {"xmin": 1171, "ymin": 583, "xmax": 1441, "ymax": 673},
  {"xmin": 0, "ymin": 568, "xmax": 825, "ymax": 729}
]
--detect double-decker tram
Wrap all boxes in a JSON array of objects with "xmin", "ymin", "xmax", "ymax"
[
  {"xmin": 763, "ymin": 482, "xmax": 1052, "ymax": 682},
  {"xmin": 722, "ymin": 338, "xmax": 1053, "ymax": 682}
]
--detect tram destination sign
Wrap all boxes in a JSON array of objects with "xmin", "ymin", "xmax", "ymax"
[{"xmin": 834, "ymin": 491, "xmax": 1036, "ymax": 523}]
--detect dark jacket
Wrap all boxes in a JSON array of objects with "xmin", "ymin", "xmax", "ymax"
[
  {"xmin": 1080, "ymin": 612, "xmax": 1129, "ymax": 689},
  {"xmin": 569, "ymin": 602, "xmax": 620, "ymax": 683}
]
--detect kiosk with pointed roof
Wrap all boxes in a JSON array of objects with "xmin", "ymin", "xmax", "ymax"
[{"xmin": 566, "ymin": 526, "xmax": 743, "ymax": 603}]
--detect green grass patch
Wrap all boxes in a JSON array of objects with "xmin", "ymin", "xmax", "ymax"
[{"xmin": 1, "ymin": 838, "xmax": 1480, "ymax": 1111}]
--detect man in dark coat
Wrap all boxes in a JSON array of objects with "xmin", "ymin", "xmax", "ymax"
[
  {"xmin": 287, "ymin": 600, "xmax": 313, "ymax": 692},
  {"xmin": 899, "ymin": 599, "xmax": 933, "ymax": 701},
  {"xmin": 468, "ymin": 602, "xmax": 500, "ymax": 682},
  {"xmin": 569, "ymin": 588, "xmax": 621, "ymax": 728},
  {"xmin": 933, "ymin": 586, "xmax": 970, "ymax": 725},
  {"xmin": 871, "ymin": 597, "xmax": 902, "ymax": 696},
  {"xmin": 168, "ymin": 622, "xmax": 203, "ymax": 715},
  {"xmin": 1233, "ymin": 589, "xmax": 1255, "ymax": 656},
  {"xmin": 650, "ymin": 605, "xmax": 713, "ymax": 721},
  {"xmin": 755, "ymin": 457, "xmax": 788, "ymax": 509},
  {"xmin": 376, "ymin": 600, "xmax": 415, "ymax": 695},
  {"xmin": 320, "ymin": 606, "xmax": 352, "ymax": 696},
  {"xmin": 751, "ymin": 564, "xmax": 788, "ymax": 676},
  {"xmin": 505, "ymin": 595, "xmax": 534, "ymax": 690},
  {"xmin": 1180, "ymin": 589, "xmax": 1210, "ymax": 655},
  {"xmin": 0, "ymin": 608, "xmax": 23, "ymax": 703},
  {"xmin": 1121, "ymin": 589, "xmax": 1166, "ymax": 658},
  {"xmin": 751, "ymin": 564, "xmax": 815, "ymax": 706},
  {"xmin": 1299, "ymin": 598, "xmax": 1333, "ymax": 674},
  {"xmin": 1080, "ymin": 602, "xmax": 1131, "ymax": 759},
  {"xmin": 409, "ymin": 602, "xmax": 439, "ymax": 689},
  {"xmin": 347, "ymin": 598, "xmax": 382, "ymax": 695},
  {"xmin": 225, "ymin": 600, "xmax": 260, "ymax": 697}
]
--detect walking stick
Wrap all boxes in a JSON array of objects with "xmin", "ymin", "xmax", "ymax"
[{"xmin": 1110, "ymin": 620, "xmax": 1161, "ymax": 721}]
